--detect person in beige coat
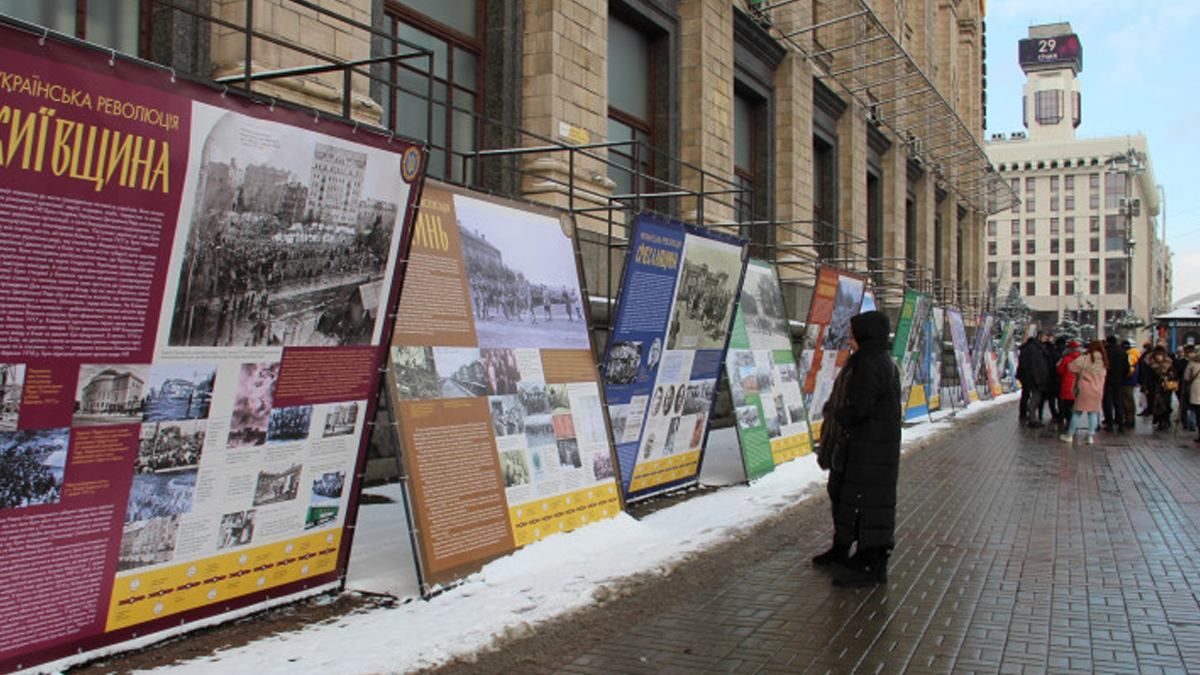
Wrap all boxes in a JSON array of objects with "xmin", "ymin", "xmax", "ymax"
[
  {"xmin": 1184, "ymin": 346, "xmax": 1200, "ymax": 446},
  {"xmin": 1061, "ymin": 340, "xmax": 1108, "ymax": 445}
]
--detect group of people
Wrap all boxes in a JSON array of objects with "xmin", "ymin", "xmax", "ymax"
[{"xmin": 1017, "ymin": 331, "xmax": 1200, "ymax": 443}]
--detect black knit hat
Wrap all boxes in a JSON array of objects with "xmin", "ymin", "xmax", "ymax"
[{"xmin": 850, "ymin": 310, "xmax": 890, "ymax": 346}]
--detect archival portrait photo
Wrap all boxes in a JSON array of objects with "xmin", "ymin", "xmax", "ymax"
[
  {"xmin": 605, "ymin": 341, "xmax": 642, "ymax": 386},
  {"xmin": 823, "ymin": 274, "xmax": 866, "ymax": 351},
  {"xmin": 433, "ymin": 347, "xmax": 486, "ymax": 398},
  {"xmin": 217, "ymin": 509, "xmax": 257, "ymax": 549},
  {"xmin": 456, "ymin": 197, "xmax": 589, "ymax": 350},
  {"xmin": 0, "ymin": 364, "xmax": 24, "ymax": 431},
  {"xmin": 73, "ymin": 364, "xmax": 151, "ymax": 427},
  {"xmin": 556, "ymin": 438, "xmax": 582, "ymax": 469},
  {"xmin": 168, "ymin": 105, "xmax": 408, "ymax": 348},
  {"xmin": 667, "ymin": 236, "xmax": 744, "ymax": 350},
  {"xmin": 228, "ymin": 362, "xmax": 279, "ymax": 448},
  {"xmin": 305, "ymin": 471, "xmax": 344, "ymax": 530},
  {"xmin": 0, "ymin": 428, "xmax": 69, "ymax": 510},
  {"xmin": 392, "ymin": 346, "xmax": 439, "ymax": 401},
  {"xmin": 143, "ymin": 363, "xmax": 217, "ymax": 423},
  {"xmin": 592, "ymin": 451, "xmax": 615, "ymax": 481},
  {"xmin": 481, "ymin": 348, "xmax": 521, "ymax": 396},
  {"xmin": 500, "ymin": 448, "xmax": 532, "ymax": 487},
  {"xmin": 135, "ymin": 420, "xmax": 206, "ymax": 473},
  {"xmin": 489, "ymin": 395, "xmax": 527, "ymax": 437},
  {"xmin": 267, "ymin": 405, "xmax": 313, "ymax": 443},
  {"xmin": 253, "ymin": 464, "xmax": 303, "ymax": 507}
]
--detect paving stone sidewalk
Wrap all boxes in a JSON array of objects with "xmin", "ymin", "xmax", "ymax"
[{"xmin": 553, "ymin": 406, "xmax": 1200, "ymax": 674}]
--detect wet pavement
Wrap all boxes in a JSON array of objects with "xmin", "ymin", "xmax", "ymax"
[{"xmin": 547, "ymin": 404, "xmax": 1200, "ymax": 674}]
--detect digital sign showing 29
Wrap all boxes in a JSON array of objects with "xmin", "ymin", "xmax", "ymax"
[{"xmin": 1018, "ymin": 34, "xmax": 1082, "ymax": 69}]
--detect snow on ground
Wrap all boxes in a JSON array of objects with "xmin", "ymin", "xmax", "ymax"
[{"xmin": 131, "ymin": 392, "xmax": 1017, "ymax": 675}]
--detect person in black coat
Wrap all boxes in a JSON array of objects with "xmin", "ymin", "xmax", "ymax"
[
  {"xmin": 820, "ymin": 311, "xmax": 901, "ymax": 588},
  {"xmin": 1102, "ymin": 335, "xmax": 1129, "ymax": 431},
  {"xmin": 1017, "ymin": 333, "xmax": 1051, "ymax": 427}
]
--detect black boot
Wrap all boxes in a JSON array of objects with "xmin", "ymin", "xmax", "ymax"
[
  {"xmin": 811, "ymin": 544, "xmax": 850, "ymax": 567},
  {"xmin": 833, "ymin": 549, "xmax": 889, "ymax": 587}
]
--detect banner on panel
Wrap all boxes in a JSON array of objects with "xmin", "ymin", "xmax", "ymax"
[
  {"xmin": 798, "ymin": 267, "xmax": 866, "ymax": 438},
  {"xmin": 602, "ymin": 215, "xmax": 748, "ymax": 502},
  {"xmin": 387, "ymin": 184, "xmax": 620, "ymax": 589},
  {"xmin": 970, "ymin": 313, "xmax": 997, "ymax": 399},
  {"xmin": 946, "ymin": 309, "xmax": 977, "ymax": 406},
  {"xmin": 997, "ymin": 320, "xmax": 1018, "ymax": 392},
  {"xmin": 0, "ymin": 24, "xmax": 426, "ymax": 673},
  {"xmin": 891, "ymin": 290, "xmax": 932, "ymax": 419},
  {"xmin": 723, "ymin": 259, "xmax": 810, "ymax": 482},
  {"xmin": 926, "ymin": 307, "xmax": 946, "ymax": 412}
]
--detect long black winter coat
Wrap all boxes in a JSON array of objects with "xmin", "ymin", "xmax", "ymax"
[
  {"xmin": 831, "ymin": 316, "xmax": 902, "ymax": 552},
  {"xmin": 1017, "ymin": 338, "xmax": 1050, "ymax": 391}
]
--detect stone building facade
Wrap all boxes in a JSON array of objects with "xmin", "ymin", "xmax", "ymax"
[{"xmin": 2, "ymin": 0, "xmax": 1001, "ymax": 323}]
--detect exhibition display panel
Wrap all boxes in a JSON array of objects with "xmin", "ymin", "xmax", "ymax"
[
  {"xmin": 947, "ymin": 309, "xmax": 978, "ymax": 407},
  {"xmin": 387, "ymin": 183, "xmax": 621, "ymax": 589},
  {"xmin": 602, "ymin": 214, "xmax": 748, "ymax": 502},
  {"xmin": 723, "ymin": 259, "xmax": 811, "ymax": 481},
  {"xmin": 796, "ymin": 266, "xmax": 867, "ymax": 438},
  {"xmin": 0, "ymin": 23, "xmax": 426, "ymax": 673},
  {"xmin": 892, "ymin": 290, "xmax": 933, "ymax": 420}
]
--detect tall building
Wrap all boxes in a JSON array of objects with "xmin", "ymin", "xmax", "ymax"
[
  {"xmin": 0, "ymin": 1, "xmax": 1003, "ymax": 321},
  {"xmin": 985, "ymin": 23, "xmax": 1171, "ymax": 336}
]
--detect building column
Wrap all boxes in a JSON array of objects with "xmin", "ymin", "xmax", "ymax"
[
  {"xmin": 678, "ymin": 0, "xmax": 734, "ymax": 226},
  {"xmin": 837, "ymin": 101, "xmax": 868, "ymax": 269}
]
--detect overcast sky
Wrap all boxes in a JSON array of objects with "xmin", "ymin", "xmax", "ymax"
[{"xmin": 984, "ymin": 1, "xmax": 1200, "ymax": 304}]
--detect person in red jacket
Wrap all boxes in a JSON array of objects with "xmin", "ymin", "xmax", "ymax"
[{"xmin": 1056, "ymin": 340, "xmax": 1083, "ymax": 430}]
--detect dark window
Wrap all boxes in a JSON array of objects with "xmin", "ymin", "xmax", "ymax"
[
  {"xmin": 1066, "ymin": 239, "xmax": 1075, "ymax": 253},
  {"xmin": 1050, "ymin": 260, "xmax": 1059, "ymax": 276},
  {"xmin": 1065, "ymin": 260, "xmax": 1075, "ymax": 275},
  {"xmin": 733, "ymin": 87, "xmax": 771, "ymax": 255},
  {"xmin": 987, "ymin": 221, "xmax": 997, "ymax": 237},
  {"xmin": 1065, "ymin": 194, "xmax": 1075, "ymax": 210},
  {"xmin": 608, "ymin": 12, "xmax": 655, "ymax": 197},
  {"xmin": 1089, "ymin": 173, "xmax": 1100, "ymax": 190},
  {"xmin": 814, "ymin": 135, "xmax": 838, "ymax": 258},
  {"xmin": 1026, "ymin": 239, "xmax": 1036, "ymax": 254},
  {"xmin": 0, "ymin": 0, "xmax": 141, "ymax": 54},
  {"xmin": 1089, "ymin": 216, "xmax": 1100, "ymax": 233},
  {"xmin": 386, "ymin": 1, "xmax": 483, "ymax": 182},
  {"xmin": 904, "ymin": 195, "xmax": 917, "ymax": 278},
  {"xmin": 1090, "ymin": 280, "xmax": 1100, "ymax": 295},
  {"xmin": 1090, "ymin": 259, "xmax": 1100, "ymax": 275},
  {"xmin": 1050, "ymin": 176, "xmax": 1060, "ymax": 192},
  {"xmin": 1026, "ymin": 197, "xmax": 1036, "ymax": 212},
  {"xmin": 1035, "ymin": 89, "xmax": 1064, "ymax": 124},
  {"xmin": 1011, "ymin": 261, "xmax": 1020, "ymax": 277},
  {"xmin": 1065, "ymin": 217, "xmax": 1075, "ymax": 234},
  {"xmin": 1011, "ymin": 240, "xmax": 1020, "ymax": 255},
  {"xmin": 987, "ymin": 240, "xmax": 997, "ymax": 256},
  {"xmin": 1090, "ymin": 237, "xmax": 1099, "ymax": 253},
  {"xmin": 1105, "ymin": 258, "xmax": 1127, "ymax": 294},
  {"xmin": 988, "ymin": 262, "xmax": 997, "ymax": 279},
  {"xmin": 1104, "ymin": 172, "xmax": 1126, "ymax": 209},
  {"xmin": 867, "ymin": 170, "xmax": 883, "ymax": 269},
  {"xmin": 1050, "ymin": 195, "xmax": 1059, "ymax": 211},
  {"xmin": 1050, "ymin": 218, "xmax": 1059, "ymax": 235},
  {"xmin": 1065, "ymin": 280, "xmax": 1075, "ymax": 295},
  {"xmin": 1011, "ymin": 220, "xmax": 1020, "ymax": 236},
  {"xmin": 1065, "ymin": 175, "xmax": 1075, "ymax": 191},
  {"xmin": 1050, "ymin": 239, "xmax": 1060, "ymax": 254},
  {"xmin": 1090, "ymin": 192, "xmax": 1100, "ymax": 209},
  {"xmin": 1105, "ymin": 215, "xmax": 1125, "ymax": 252},
  {"xmin": 1026, "ymin": 261, "xmax": 1036, "ymax": 276},
  {"xmin": 1025, "ymin": 177, "xmax": 1036, "ymax": 192},
  {"xmin": 1025, "ymin": 219, "xmax": 1036, "ymax": 235},
  {"xmin": 1026, "ymin": 281, "xmax": 1036, "ymax": 296},
  {"xmin": 1073, "ymin": 91, "xmax": 1082, "ymax": 128},
  {"xmin": 1051, "ymin": 281, "xmax": 1059, "ymax": 295}
]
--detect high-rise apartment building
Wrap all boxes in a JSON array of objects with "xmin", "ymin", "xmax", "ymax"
[{"xmin": 985, "ymin": 23, "xmax": 1171, "ymax": 335}]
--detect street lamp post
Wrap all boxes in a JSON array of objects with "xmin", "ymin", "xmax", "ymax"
[{"xmin": 1105, "ymin": 149, "xmax": 1146, "ymax": 328}]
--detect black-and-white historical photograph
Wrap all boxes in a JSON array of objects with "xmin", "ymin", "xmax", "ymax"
[
  {"xmin": 524, "ymin": 414, "xmax": 556, "ymax": 449},
  {"xmin": 267, "ymin": 405, "xmax": 313, "ymax": 443},
  {"xmin": 481, "ymin": 348, "xmax": 521, "ymax": 396},
  {"xmin": 228, "ymin": 362, "xmax": 279, "ymax": 448},
  {"xmin": 740, "ymin": 265, "xmax": 790, "ymax": 346},
  {"xmin": 489, "ymin": 395, "xmax": 527, "ymax": 437},
  {"xmin": 672, "ymin": 384, "xmax": 686, "ymax": 415},
  {"xmin": 125, "ymin": 469, "xmax": 197, "ymax": 524},
  {"xmin": 434, "ymin": 347, "xmax": 487, "ymax": 398},
  {"xmin": 662, "ymin": 417, "xmax": 681, "ymax": 455},
  {"xmin": 0, "ymin": 428, "xmax": 68, "ymax": 510},
  {"xmin": 667, "ymin": 238, "xmax": 743, "ymax": 350},
  {"xmin": 517, "ymin": 381, "xmax": 550, "ymax": 415},
  {"xmin": 136, "ymin": 421, "xmax": 206, "ymax": 473},
  {"xmin": 456, "ymin": 197, "xmax": 589, "ymax": 350},
  {"xmin": 650, "ymin": 386, "xmax": 665, "ymax": 417},
  {"xmin": 392, "ymin": 346, "xmax": 440, "ymax": 400},
  {"xmin": 823, "ymin": 274, "xmax": 866, "ymax": 351},
  {"xmin": 736, "ymin": 405, "xmax": 761, "ymax": 430},
  {"xmin": 0, "ymin": 364, "xmax": 24, "ymax": 431},
  {"xmin": 500, "ymin": 449, "xmax": 532, "ymax": 487},
  {"xmin": 682, "ymin": 380, "xmax": 715, "ymax": 416},
  {"xmin": 606, "ymin": 341, "xmax": 642, "ymax": 385},
  {"xmin": 608, "ymin": 405, "xmax": 629, "ymax": 441},
  {"xmin": 74, "ymin": 364, "xmax": 150, "ymax": 426},
  {"xmin": 547, "ymin": 384, "xmax": 572, "ymax": 414},
  {"xmin": 143, "ymin": 364, "xmax": 217, "ymax": 423},
  {"xmin": 119, "ymin": 515, "xmax": 179, "ymax": 571},
  {"xmin": 217, "ymin": 509, "xmax": 257, "ymax": 549},
  {"xmin": 556, "ymin": 438, "xmax": 582, "ymax": 469},
  {"xmin": 169, "ymin": 108, "xmax": 404, "ymax": 347},
  {"xmin": 592, "ymin": 451, "xmax": 614, "ymax": 481},
  {"xmin": 322, "ymin": 402, "xmax": 359, "ymax": 437},
  {"xmin": 305, "ymin": 471, "xmax": 344, "ymax": 530},
  {"xmin": 253, "ymin": 464, "xmax": 303, "ymax": 506}
]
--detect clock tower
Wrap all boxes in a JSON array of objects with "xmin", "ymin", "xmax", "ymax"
[{"xmin": 1019, "ymin": 23, "xmax": 1083, "ymax": 142}]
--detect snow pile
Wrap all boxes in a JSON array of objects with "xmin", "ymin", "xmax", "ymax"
[{"xmin": 131, "ymin": 392, "xmax": 1017, "ymax": 674}]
